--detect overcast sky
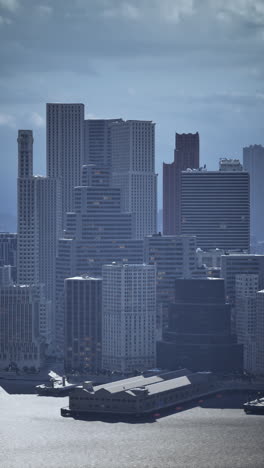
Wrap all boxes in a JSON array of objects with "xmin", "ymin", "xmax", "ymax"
[{"xmin": 0, "ymin": 0, "xmax": 264, "ymax": 222}]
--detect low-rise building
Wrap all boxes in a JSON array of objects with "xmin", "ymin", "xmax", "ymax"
[{"xmin": 62, "ymin": 369, "xmax": 215, "ymax": 417}]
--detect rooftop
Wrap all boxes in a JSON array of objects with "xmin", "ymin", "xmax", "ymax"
[
  {"xmin": 66, "ymin": 275, "xmax": 101, "ymax": 281},
  {"xmin": 90, "ymin": 369, "xmax": 208, "ymax": 397}
]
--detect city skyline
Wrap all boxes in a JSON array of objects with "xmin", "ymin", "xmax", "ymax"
[
  {"xmin": 1, "ymin": 3, "xmax": 264, "ymax": 466},
  {"xmin": 1, "ymin": 0, "xmax": 264, "ymax": 220},
  {"xmin": 1, "ymin": 102, "xmax": 263, "ymax": 230}
]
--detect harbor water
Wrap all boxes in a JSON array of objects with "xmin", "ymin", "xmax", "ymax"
[{"xmin": 0, "ymin": 389, "xmax": 264, "ymax": 468}]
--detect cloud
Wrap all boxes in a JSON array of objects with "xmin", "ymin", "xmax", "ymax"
[
  {"xmin": 0, "ymin": 112, "xmax": 15, "ymax": 127},
  {"xmin": 102, "ymin": 2, "xmax": 140, "ymax": 20},
  {"xmin": 0, "ymin": 14, "xmax": 12, "ymax": 23},
  {"xmin": 157, "ymin": 0, "xmax": 195, "ymax": 23},
  {"xmin": 29, "ymin": 112, "xmax": 45, "ymax": 127},
  {"xmin": 212, "ymin": 0, "xmax": 264, "ymax": 25},
  {"xmin": 37, "ymin": 5, "xmax": 53, "ymax": 16},
  {"xmin": 0, "ymin": 0, "xmax": 19, "ymax": 12},
  {"xmin": 99, "ymin": 0, "xmax": 195, "ymax": 23}
]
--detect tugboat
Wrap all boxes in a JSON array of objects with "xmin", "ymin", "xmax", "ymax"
[
  {"xmin": 243, "ymin": 394, "xmax": 264, "ymax": 415},
  {"xmin": 35, "ymin": 371, "xmax": 77, "ymax": 396}
]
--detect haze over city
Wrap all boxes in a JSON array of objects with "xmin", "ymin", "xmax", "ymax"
[{"xmin": 1, "ymin": 2, "xmax": 264, "ymax": 468}]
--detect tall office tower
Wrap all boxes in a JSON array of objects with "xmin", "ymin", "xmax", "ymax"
[
  {"xmin": 243, "ymin": 145, "xmax": 264, "ymax": 243},
  {"xmin": 221, "ymin": 254, "xmax": 264, "ymax": 305},
  {"xmin": 65, "ymin": 185, "xmax": 135, "ymax": 267},
  {"xmin": 163, "ymin": 132, "xmax": 199, "ymax": 235},
  {"xmin": 17, "ymin": 131, "xmax": 62, "ymax": 301},
  {"xmin": 34, "ymin": 177, "xmax": 62, "ymax": 303},
  {"xmin": 55, "ymin": 176, "xmax": 143, "ymax": 350},
  {"xmin": 0, "ymin": 284, "xmax": 46, "ymax": 369},
  {"xmin": 111, "ymin": 120, "xmax": 157, "ymax": 239},
  {"xmin": 84, "ymin": 118, "xmax": 122, "ymax": 167},
  {"xmin": 256, "ymin": 290, "xmax": 264, "ymax": 374},
  {"xmin": 221, "ymin": 253, "xmax": 264, "ymax": 335},
  {"xmin": 157, "ymin": 278, "xmax": 243, "ymax": 372},
  {"xmin": 0, "ymin": 232, "xmax": 17, "ymax": 282},
  {"xmin": 64, "ymin": 276, "xmax": 102, "ymax": 372},
  {"xmin": 143, "ymin": 233, "xmax": 196, "ymax": 331},
  {"xmin": 17, "ymin": 130, "xmax": 36, "ymax": 285},
  {"xmin": 235, "ymin": 274, "xmax": 259, "ymax": 372},
  {"xmin": 62, "ymin": 161, "xmax": 139, "ymax": 274},
  {"xmin": 46, "ymin": 103, "xmax": 84, "ymax": 222},
  {"xmin": 102, "ymin": 263, "xmax": 156, "ymax": 372},
  {"xmin": 55, "ymin": 238, "xmax": 75, "ymax": 350},
  {"xmin": 81, "ymin": 164, "xmax": 111, "ymax": 187},
  {"xmin": 180, "ymin": 166, "xmax": 250, "ymax": 251}
]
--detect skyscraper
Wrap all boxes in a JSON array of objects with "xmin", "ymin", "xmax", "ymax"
[
  {"xmin": 102, "ymin": 263, "xmax": 156, "ymax": 372},
  {"xmin": 243, "ymin": 144, "xmax": 264, "ymax": 243},
  {"xmin": 143, "ymin": 233, "xmax": 196, "ymax": 332},
  {"xmin": 63, "ymin": 183, "xmax": 135, "ymax": 274},
  {"xmin": 235, "ymin": 274, "xmax": 259, "ymax": 372},
  {"xmin": 163, "ymin": 132, "xmax": 199, "ymax": 235},
  {"xmin": 64, "ymin": 275, "xmax": 102, "ymax": 372},
  {"xmin": 84, "ymin": 118, "xmax": 122, "ymax": 167},
  {"xmin": 55, "ymin": 168, "xmax": 142, "ymax": 349},
  {"xmin": 221, "ymin": 254, "xmax": 264, "ymax": 305},
  {"xmin": 46, "ymin": 103, "xmax": 84, "ymax": 222},
  {"xmin": 180, "ymin": 165, "xmax": 250, "ymax": 251},
  {"xmin": 111, "ymin": 120, "xmax": 157, "ymax": 239},
  {"xmin": 17, "ymin": 130, "xmax": 35, "ymax": 285},
  {"xmin": 17, "ymin": 129, "xmax": 62, "ymax": 346},
  {"xmin": 256, "ymin": 290, "xmax": 264, "ymax": 374}
]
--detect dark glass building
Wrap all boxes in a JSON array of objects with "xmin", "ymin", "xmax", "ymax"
[
  {"xmin": 64, "ymin": 276, "xmax": 102, "ymax": 373},
  {"xmin": 157, "ymin": 278, "xmax": 243, "ymax": 372},
  {"xmin": 163, "ymin": 132, "xmax": 199, "ymax": 235}
]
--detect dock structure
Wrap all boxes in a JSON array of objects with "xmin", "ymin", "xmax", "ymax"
[{"xmin": 61, "ymin": 369, "xmax": 216, "ymax": 417}]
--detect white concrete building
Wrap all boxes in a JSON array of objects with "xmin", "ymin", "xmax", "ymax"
[
  {"xmin": 102, "ymin": 263, "xmax": 156, "ymax": 373},
  {"xmin": 111, "ymin": 120, "xmax": 157, "ymax": 239},
  {"xmin": 243, "ymin": 144, "xmax": 264, "ymax": 242},
  {"xmin": 235, "ymin": 274, "xmax": 259, "ymax": 372},
  {"xmin": 256, "ymin": 290, "xmax": 264, "ymax": 375},
  {"xmin": 221, "ymin": 254, "xmax": 264, "ymax": 305},
  {"xmin": 46, "ymin": 103, "xmax": 84, "ymax": 223}
]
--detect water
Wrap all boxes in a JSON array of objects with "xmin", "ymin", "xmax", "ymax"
[{"xmin": 0, "ymin": 389, "xmax": 264, "ymax": 468}]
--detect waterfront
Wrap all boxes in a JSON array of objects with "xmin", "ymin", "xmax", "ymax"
[{"xmin": 1, "ymin": 389, "xmax": 264, "ymax": 468}]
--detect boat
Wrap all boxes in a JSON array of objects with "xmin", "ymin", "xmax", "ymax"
[
  {"xmin": 243, "ymin": 396, "xmax": 264, "ymax": 415},
  {"xmin": 61, "ymin": 369, "xmax": 218, "ymax": 418},
  {"xmin": 35, "ymin": 371, "xmax": 78, "ymax": 396}
]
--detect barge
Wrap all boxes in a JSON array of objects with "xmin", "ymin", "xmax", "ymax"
[{"xmin": 61, "ymin": 369, "xmax": 217, "ymax": 418}]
